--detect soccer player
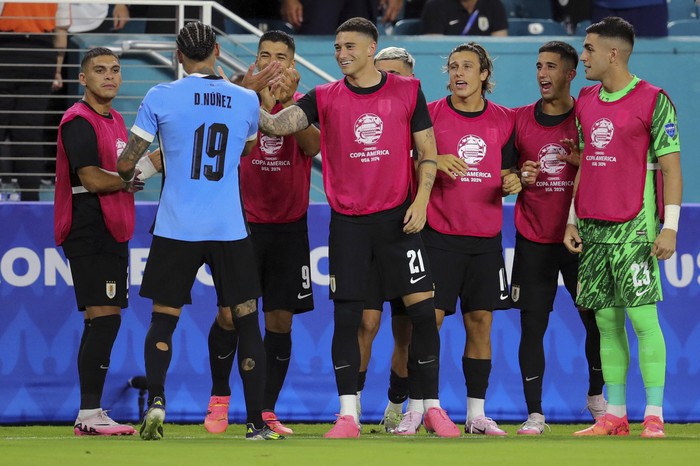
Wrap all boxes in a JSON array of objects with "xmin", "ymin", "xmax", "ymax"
[
  {"xmin": 259, "ymin": 17, "xmax": 460, "ymax": 438},
  {"xmin": 565, "ymin": 17, "xmax": 682, "ymax": 438},
  {"xmin": 203, "ymin": 30, "xmax": 320, "ymax": 436},
  {"xmin": 511, "ymin": 41, "xmax": 606, "ymax": 436},
  {"xmin": 55, "ymin": 47, "xmax": 158, "ymax": 436},
  {"xmin": 117, "ymin": 22, "xmax": 281, "ymax": 441},
  {"xmin": 411, "ymin": 42, "xmax": 520, "ymax": 436},
  {"xmin": 356, "ymin": 46, "xmax": 417, "ymax": 433}
]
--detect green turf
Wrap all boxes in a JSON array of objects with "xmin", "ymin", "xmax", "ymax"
[{"xmin": 2, "ymin": 423, "xmax": 700, "ymax": 465}]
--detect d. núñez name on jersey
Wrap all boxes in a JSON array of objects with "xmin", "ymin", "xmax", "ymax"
[{"xmin": 194, "ymin": 91, "xmax": 232, "ymax": 109}]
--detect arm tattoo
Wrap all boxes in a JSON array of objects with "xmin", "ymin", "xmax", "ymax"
[
  {"xmin": 259, "ymin": 105, "xmax": 310, "ymax": 136},
  {"xmin": 117, "ymin": 133, "xmax": 151, "ymax": 181},
  {"xmin": 421, "ymin": 170, "xmax": 435, "ymax": 192},
  {"xmin": 414, "ymin": 128, "xmax": 437, "ymax": 192}
]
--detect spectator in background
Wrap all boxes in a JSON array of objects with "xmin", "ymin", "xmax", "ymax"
[
  {"xmin": 281, "ymin": 0, "xmax": 379, "ymax": 34},
  {"xmin": 404, "ymin": 0, "xmax": 427, "ymax": 18},
  {"xmin": 591, "ymin": 0, "xmax": 668, "ymax": 37},
  {"xmin": 45, "ymin": 4, "xmax": 131, "ymax": 186},
  {"xmin": 552, "ymin": 0, "xmax": 591, "ymax": 34},
  {"xmin": 421, "ymin": 0, "xmax": 508, "ymax": 36},
  {"xmin": 0, "ymin": 2, "xmax": 69, "ymax": 200}
]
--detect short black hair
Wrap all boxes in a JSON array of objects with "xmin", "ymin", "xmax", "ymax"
[
  {"xmin": 80, "ymin": 47, "xmax": 119, "ymax": 72},
  {"xmin": 586, "ymin": 16, "xmax": 635, "ymax": 48},
  {"xmin": 176, "ymin": 21, "xmax": 217, "ymax": 61},
  {"xmin": 336, "ymin": 17, "xmax": 379, "ymax": 42},
  {"xmin": 539, "ymin": 40, "xmax": 579, "ymax": 70},
  {"xmin": 259, "ymin": 30, "xmax": 296, "ymax": 54}
]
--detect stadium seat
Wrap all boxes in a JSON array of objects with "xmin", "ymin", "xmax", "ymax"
[
  {"xmin": 508, "ymin": 18, "xmax": 568, "ymax": 35},
  {"xmin": 575, "ymin": 19, "xmax": 591, "ymax": 36},
  {"xmin": 392, "ymin": 18, "xmax": 422, "ymax": 35},
  {"xmin": 225, "ymin": 18, "xmax": 295, "ymax": 34},
  {"xmin": 502, "ymin": 0, "xmax": 553, "ymax": 18},
  {"xmin": 668, "ymin": 18, "xmax": 700, "ymax": 35},
  {"xmin": 667, "ymin": 0, "xmax": 699, "ymax": 22}
]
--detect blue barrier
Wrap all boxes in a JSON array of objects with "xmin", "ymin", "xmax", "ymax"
[{"xmin": 1, "ymin": 203, "xmax": 699, "ymax": 424}]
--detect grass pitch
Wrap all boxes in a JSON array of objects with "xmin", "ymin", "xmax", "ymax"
[{"xmin": 2, "ymin": 422, "xmax": 700, "ymax": 466}]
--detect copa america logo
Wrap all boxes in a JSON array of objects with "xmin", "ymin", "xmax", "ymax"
[
  {"xmin": 457, "ymin": 134, "xmax": 487, "ymax": 165},
  {"xmin": 259, "ymin": 134, "xmax": 284, "ymax": 156},
  {"xmin": 354, "ymin": 113, "xmax": 384, "ymax": 145},
  {"xmin": 590, "ymin": 118, "xmax": 614, "ymax": 149},
  {"xmin": 538, "ymin": 143, "xmax": 567, "ymax": 175}
]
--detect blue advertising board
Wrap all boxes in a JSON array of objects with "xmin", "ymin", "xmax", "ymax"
[{"xmin": 1, "ymin": 203, "xmax": 699, "ymax": 424}]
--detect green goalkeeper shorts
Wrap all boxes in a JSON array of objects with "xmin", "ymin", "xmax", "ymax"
[{"xmin": 577, "ymin": 241, "xmax": 663, "ymax": 309}]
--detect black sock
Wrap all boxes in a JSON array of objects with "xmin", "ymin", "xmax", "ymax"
[
  {"xmin": 144, "ymin": 312, "xmax": 179, "ymax": 406},
  {"xmin": 263, "ymin": 329, "xmax": 292, "ymax": 411},
  {"xmin": 406, "ymin": 298, "xmax": 440, "ymax": 400},
  {"xmin": 79, "ymin": 314, "xmax": 121, "ymax": 410},
  {"xmin": 77, "ymin": 319, "xmax": 91, "ymax": 386},
  {"xmin": 519, "ymin": 310, "xmax": 549, "ymax": 414},
  {"xmin": 331, "ymin": 300, "xmax": 363, "ymax": 395},
  {"xmin": 208, "ymin": 320, "xmax": 238, "ymax": 397},
  {"xmin": 388, "ymin": 369, "xmax": 409, "ymax": 404},
  {"xmin": 579, "ymin": 310, "xmax": 605, "ymax": 396},
  {"xmin": 463, "ymin": 357, "xmax": 491, "ymax": 400},
  {"xmin": 406, "ymin": 348, "xmax": 423, "ymax": 400},
  {"xmin": 234, "ymin": 311, "xmax": 266, "ymax": 428},
  {"xmin": 357, "ymin": 371, "xmax": 367, "ymax": 392}
]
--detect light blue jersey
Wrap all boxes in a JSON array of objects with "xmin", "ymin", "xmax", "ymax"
[{"xmin": 132, "ymin": 74, "xmax": 258, "ymax": 241}]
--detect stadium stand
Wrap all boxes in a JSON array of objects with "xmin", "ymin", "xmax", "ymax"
[
  {"xmin": 508, "ymin": 17, "xmax": 567, "ymax": 35},
  {"xmin": 392, "ymin": 18, "xmax": 422, "ymax": 35},
  {"xmin": 668, "ymin": 18, "xmax": 700, "ymax": 35}
]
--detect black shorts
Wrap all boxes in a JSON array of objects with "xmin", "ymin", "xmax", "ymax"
[
  {"xmin": 329, "ymin": 209, "xmax": 433, "ymax": 301},
  {"xmin": 510, "ymin": 233, "xmax": 578, "ymax": 312},
  {"xmin": 140, "ymin": 235, "xmax": 261, "ymax": 309},
  {"xmin": 427, "ymin": 245, "xmax": 511, "ymax": 315},
  {"xmin": 364, "ymin": 261, "xmax": 409, "ymax": 317},
  {"xmin": 67, "ymin": 247, "xmax": 129, "ymax": 311},
  {"xmin": 250, "ymin": 220, "xmax": 314, "ymax": 314}
]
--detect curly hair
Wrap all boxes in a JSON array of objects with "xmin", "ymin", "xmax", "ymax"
[
  {"xmin": 176, "ymin": 21, "xmax": 216, "ymax": 61},
  {"xmin": 446, "ymin": 42, "xmax": 494, "ymax": 95}
]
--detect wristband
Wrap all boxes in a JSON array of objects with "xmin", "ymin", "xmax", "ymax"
[
  {"xmin": 418, "ymin": 159, "xmax": 437, "ymax": 167},
  {"xmin": 136, "ymin": 155, "xmax": 158, "ymax": 181},
  {"xmin": 662, "ymin": 204, "xmax": 680, "ymax": 232},
  {"xmin": 567, "ymin": 198, "xmax": 578, "ymax": 226}
]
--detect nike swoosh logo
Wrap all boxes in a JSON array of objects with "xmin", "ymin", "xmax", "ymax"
[
  {"xmin": 334, "ymin": 364, "xmax": 350, "ymax": 370},
  {"xmin": 471, "ymin": 426, "xmax": 486, "ymax": 434},
  {"xmin": 525, "ymin": 376, "xmax": 539, "ymax": 382},
  {"xmin": 635, "ymin": 289, "xmax": 648, "ymax": 297},
  {"xmin": 410, "ymin": 275, "xmax": 426, "ymax": 284},
  {"xmin": 418, "ymin": 359, "xmax": 435, "ymax": 365},
  {"xmin": 99, "ymin": 365, "xmax": 109, "ymax": 370},
  {"xmin": 276, "ymin": 356, "xmax": 291, "ymax": 362},
  {"xmin": 217, "ymin": 350, "xmax": 235, "ymax": 360},
  {"xmin": 297, "ymin": 292, "xmax": 313, "ymax": 299},
  {"xmin": 449, "ymin": 19, "xmax": 459, "ymax": 26},
  {"xmin": 592, "ymin": 367, "xmax": 602, "ymax": 372},
  {"xmin": 500, "ymin": 293, "xmax": 509, "ymax": 300}
]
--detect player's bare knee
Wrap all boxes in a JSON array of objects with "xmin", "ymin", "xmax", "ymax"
[
  {"xmin": 360, "ymin": 313, "xmax": 381, "ymax": 336},
  {"xmin": 216, "ymin": 306, "xmax": 235, "ymax": 330},
  {"xmin": 265, "ymin": 310, "xmax": 292, "ymax": 333},
  {"xmin": 156, "ymin": 342, "xmax": 169, "ymax": 351}
]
